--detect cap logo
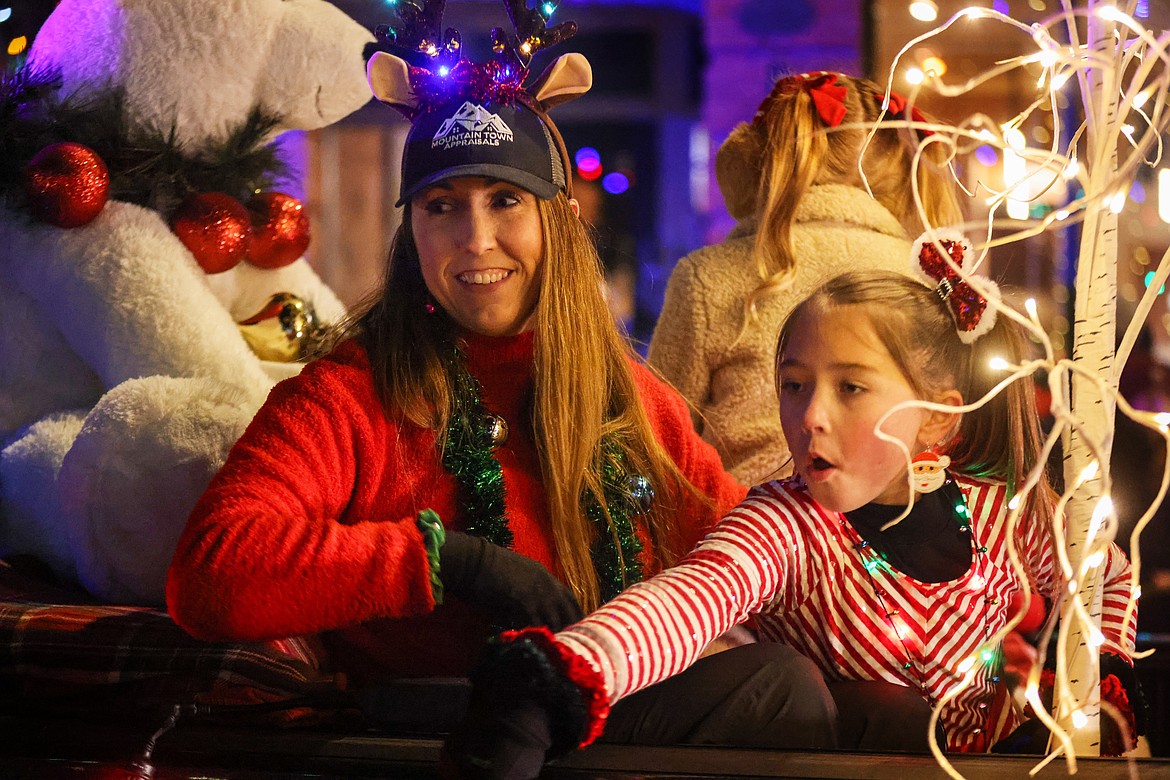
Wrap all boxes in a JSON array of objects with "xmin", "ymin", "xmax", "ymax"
[{"xmin": 432, "ymin": 101, "xmax": 515, "ymax": 150}]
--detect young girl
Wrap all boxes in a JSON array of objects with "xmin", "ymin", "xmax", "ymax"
[
  {"xmin": 648, "ymin": 71, "xmax": 963, "ymax": 485},
  {"xmin": 446, "ymin": 256, "xmax": 1138, "ymax": 778}
]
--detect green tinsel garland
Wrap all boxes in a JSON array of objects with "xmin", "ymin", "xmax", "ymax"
[
  {"xmin": 442, "ymin": 346, "xmax": 513, "ymax": 549},
  {"xmin": 0, "ymin": 67, "xmax": 287, "ymax": 217},
  {"xmin": 588, "ymin": 443, "xmax": 646, "ymax": 603},
  {"xmin": 442, "ymin": 346, "xmax": 646, "ymax": 603}
]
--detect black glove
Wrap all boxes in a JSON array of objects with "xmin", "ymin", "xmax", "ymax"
[
  {"xmin": 439, "ymin": 531, "xmax": 583, "ymax": 630},
  {"xmin": 441, "ymin": 634, "xmax": 588, "ymax": 780},
  {"xmin": 440, "ymin": 684, "xmax": 553, "ymax": 780}
]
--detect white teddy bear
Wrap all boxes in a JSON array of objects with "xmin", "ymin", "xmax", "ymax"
[{"xmin": 0, "ymin": 0, "xmax": 374, "ymax": 605}]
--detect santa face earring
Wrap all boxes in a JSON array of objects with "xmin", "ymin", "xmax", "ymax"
[{"xmin": 910, "ymin": 451, "xmax": 951, "ymax": 494}]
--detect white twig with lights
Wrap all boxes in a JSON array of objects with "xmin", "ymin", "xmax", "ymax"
[{"xmin": 862, "ymin": 2, "xmax": 1170, "ymax": 776}]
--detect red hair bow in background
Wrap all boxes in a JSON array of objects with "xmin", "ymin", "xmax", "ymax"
[
  {"xmin": 756, "ymin": 71, "xmax": 848, "ymax": 128},
  {"xmin": 885, "ymin": 91, "xmax": 935, "ymax": 138}
]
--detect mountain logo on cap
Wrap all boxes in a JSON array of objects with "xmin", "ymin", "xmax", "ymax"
[{"xmin": 432, "ymin": 102, "xmax": 514, "ymax": 150}]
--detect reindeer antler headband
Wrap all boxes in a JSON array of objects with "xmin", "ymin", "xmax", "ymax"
[{"xmin": 367, "ymin": 0, "xmax": 591, "ymax": 204}]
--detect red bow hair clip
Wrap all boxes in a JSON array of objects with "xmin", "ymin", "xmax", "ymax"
[
  {"xmin": 910, "ymin": 229, "xmax": 999, "ymax": 344},
  {"xmin": 754, "ymin": 71, "xmax": 848, "ymax": 128},
  {"xmin": 883, "ymin": 91, "xmax": 935, "ymax": 139}
]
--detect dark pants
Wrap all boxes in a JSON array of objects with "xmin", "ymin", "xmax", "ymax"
[{"xmin": 599, "ymin": 643, "xmax": 937, "ymax": 753}]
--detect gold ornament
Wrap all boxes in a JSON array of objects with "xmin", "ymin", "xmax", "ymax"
[
  {"xmin": 485, "ymin": 413, "xmax": 509, "ymax": 447},
  {"xmin": 237, "ymin": 292, "xmax": 320, "ymax": 362}
]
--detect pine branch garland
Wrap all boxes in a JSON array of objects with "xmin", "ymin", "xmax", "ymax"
[{"xmin": 0, "ymin": 67, "xmax": 287, "ymax": 217}]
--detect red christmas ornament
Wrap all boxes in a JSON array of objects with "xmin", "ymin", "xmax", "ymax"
[
  {"xmin": 22, "ymin": 142, "xmax": 110, "ymax": 228},
  {"xmin": 170, "ymin": 193, "xmax": 253, "ymax": 274},
  {"xmin": 245, "ymin": 191, "xmax": 311, "ymax": 269}
]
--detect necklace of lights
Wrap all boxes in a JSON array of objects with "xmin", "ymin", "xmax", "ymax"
[
  {"xmin": 441, "ymin": 342, "xmax": 650, "ymax": 603},
  {"xmin": 838, "ymin": 476, "xmax": 1001, "ymax": 708}
]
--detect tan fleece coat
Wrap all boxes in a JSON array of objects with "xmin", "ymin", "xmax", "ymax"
[{"xmin": 648, "ymin": 183, "xmax": 913, "ymax": 485}]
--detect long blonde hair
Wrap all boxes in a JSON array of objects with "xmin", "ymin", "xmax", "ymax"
[
  {"xmin": 735, "ymin": 73, "xmax": 963, "ymax": 318},
  {"xmin": 775, "ymin": 271, "xmax": 1055, "ymax": 525},
  {"xmin": 335, "ymin": 193, "xmax": 702, "ymax": 612}
]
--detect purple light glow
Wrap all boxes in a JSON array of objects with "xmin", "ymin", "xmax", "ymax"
[{"xmin": 602, "ymin": 172, "xmax": 630, "ymax": 195}]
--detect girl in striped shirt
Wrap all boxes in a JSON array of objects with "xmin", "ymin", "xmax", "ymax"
[{"xmin": 444, "ymin": 253, "xmax": 1137, "ymax": 779}]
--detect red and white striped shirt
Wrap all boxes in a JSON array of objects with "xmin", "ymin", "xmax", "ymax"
[{"xmin": 556, "ymin": 475, "xmax": 1136, "ymax": 751}]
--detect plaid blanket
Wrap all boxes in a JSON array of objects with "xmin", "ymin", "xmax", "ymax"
[{"xmin": 0, "ymin": 559, "xmax": 336, "ymax": 718}]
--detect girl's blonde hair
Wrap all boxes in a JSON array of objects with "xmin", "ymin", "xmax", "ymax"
[
  {"xmin": 775, "ymin": 271, "xmax": 1055, "ymax": 524},
  {"xmin": 733, "ymin": 73, "xmax": 963, "ymax": 318},
  {"xmin": 334, "ymin": 193, "xmax": 702, "ymax": 612}
]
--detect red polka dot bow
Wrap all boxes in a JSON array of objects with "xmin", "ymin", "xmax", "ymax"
[{"xmin": 910, "ymin": 230, "xmax": 999, "ymax": 343}]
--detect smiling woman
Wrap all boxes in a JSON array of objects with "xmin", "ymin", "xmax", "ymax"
[
  {"xmin": 163, "ymin": 0, "xmax": 761, "ymax": 762},
  {"xmin": 412, "ymin": 178, "xmax": 546, "ymax": 338}
]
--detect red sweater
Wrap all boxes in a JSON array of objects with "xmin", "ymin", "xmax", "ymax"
[{"xmin": 166, "ymin": 331, "xmax": 746, "ymax": 681}]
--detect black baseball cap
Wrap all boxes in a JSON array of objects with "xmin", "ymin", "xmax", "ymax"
[{"xmin": 397, "ymin": 96, "xmax": 568, "ymax": 206}]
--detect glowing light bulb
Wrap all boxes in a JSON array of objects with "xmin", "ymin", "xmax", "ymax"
[
  {"xmin": 1008, "ymin": 495, "xmax": 1021, "ymax": 510},
  {"xmin": 1110, "ymin": 191, "xmax": 1127, "ymax": 214},
  {"xmin": 1004, "ymin": 127, "xmax": 1026, "ymax": 150},
  {"xmin": 520, "ymin": 40, "xmax": 533, "ymax": 55},
  {"xmin": 1085, "ymin": 551, "xmax": 1105, "ymax": 568},
  {"xmin": 1092, "ymin": 496, "xmax": 1114, "ymax": 525},
  {"xmin": 922, "ymin": 56, "xmax": 947, "ymax": 77},
  {"xmin": 1062, "ymin": 159, "xmax": 1079, "ymax": 180},
  {"xmin": 1122, "ymin": 124, "xmax": 1136, "ymax": 138},
  {"xmin": 438, "ymin": 65, "xmax": 449, "ymax": 77},
  {"xmin": 1080, "ymin": 461, "xmax": 1100, "ymax": 482},
  {"xmin": 1051, "ymin": 72, "xmax": 1072, "ymax": 90},
  {"xmin": 0, "ymin": 8, "xmax": 11, "ymax": 23},
  {"xmin": 1072, "ymin": 709, "xmax": 1089, "ymax": 729},
  {"xmin": 1055, "ymin": 210, "xmax": 1070, "ymax": 221},
  {"xmin": 909, "ymin": 0, "xmax": 939, "ymax": 21},
  {"xmin": 1025, "ymin": 298, "xmax": 1038, "ymax": 318},
  {"xmin": 1160, "ymin": 170, "xmax": 1170, "ymax": 224},
  {"xmin": 1088, "ymin": 628, "xmax": 1105, "ymax": 648},
  {"xmin": 989, "ymin": 356, "xmax": 1009, "ymax": 371},
  {"xmin": 1037, "ymin": 49, "xmax": 1059, "ymax": 68},
  {"xmin": 1133, "ymin": 88, "xmax": 1154, "ymax": 110},
  {"xmin": 1097, "ymin": 5, "xmax": 1125, "ymax": 22},
  {"xmin": 906, "ymin": 67, "xmax": 925, "ymax": 85},
  {"xmin": 981, "ymin": 649, "xmax": 995, "ymax": 663},
  {"xmin": 1155, "ymin": 412, "xmax": 1170, "ymax": 428},
  {"xmin": 958, "ymin": 656, "xmax": 977, "ymax": 674}
]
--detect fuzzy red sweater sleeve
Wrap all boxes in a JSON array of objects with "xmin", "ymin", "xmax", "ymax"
[
  {"xmin": 166, "ymin": 344, "xmax": 436, "ymax": 642},
  {"xmin": 629, "ymin": 360, "xmax": 748, "ymax": 557}
]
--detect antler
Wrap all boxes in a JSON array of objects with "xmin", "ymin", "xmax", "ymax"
[
  {"xmin": 496, "ymin": 0, "xmax": 578, "ymax": 69},
  {"xmin": 374, "ymin": 0, "xmax": 462, "ymax": 68}
]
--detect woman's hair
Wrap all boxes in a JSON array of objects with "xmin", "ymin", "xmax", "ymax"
[
  {"xmin": 740, "ymin": 73, "xmax": 963, "ymax": 314},
  {"xmin": 775, "ymin": 271, "xmax": 1055, "ymax": 523},
  {"xmin": 333, "ymin": 193, "xmax": 702, "ymax": 612}
]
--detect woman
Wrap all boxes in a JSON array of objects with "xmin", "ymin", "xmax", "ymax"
[{"xmin": 164, "ymin": 36, "xmax": 756, "ymax": 692}]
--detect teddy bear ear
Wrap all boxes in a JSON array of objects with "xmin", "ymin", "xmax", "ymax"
[
  {"xmin": 715, "ymin": 122, "xmax": 765, "ymax": 221},
  {"xmin": 367, "ymin": 51, "xmax": 419, "ymax": 115},
  {"xmin": 530, "ymin": 52, "xmax": 592, "ymax": 110}
]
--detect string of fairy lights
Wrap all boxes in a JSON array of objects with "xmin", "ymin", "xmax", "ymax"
[{"xmin": 856, "ymin": 2, "xmax": 1170, "ymax": 775}]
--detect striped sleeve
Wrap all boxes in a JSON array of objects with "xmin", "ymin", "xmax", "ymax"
[
  {"xmin": 554, "ymin": 485, "xmax": 802, "ymax": 703},
  {"xmin": 1099, "ymin": 543, "xmax": 1137, "ymax": 662}
]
